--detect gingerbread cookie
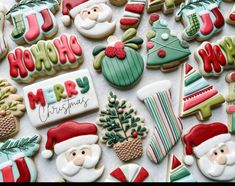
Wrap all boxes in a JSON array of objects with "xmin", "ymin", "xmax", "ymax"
[
  {"xmin": 146, "ymin": 14, "xmax": 191, "ymax": 72},
  {"xmin": 6, "ymin": 0, "xmax": 59, "ymax": 45},
  {"xmin": 97, "ymin": 92, "xmax": 148, "ymax": 162},
  {"xmin": 176, "ymin": 0, "xmax": 224, "ymax": 41},
  {"xmin": 147, "ymin": 0, "xmax": 184, "ymax": 14},
  {"xmin": 109, "ymin": 0, "xmax": 127, "ymax": 6},
  {"xmin": 8, "ymin": 34, "xmax": 83, "ymax": 83},
  {"xmin": 0, "ymin": 135, "xmax": 41, "ymax": 182},
  {"xmin": 182, "ymin": 122, "xmax": 235, "ymax": 181},
  {"xmin": 23, "ymin": 69, "xmax": 99, "ymax": 128},
  {"xmin": 0, "ymin": 4, "xmax": 8, "ymax": 61},
  {"xmin": 137, "ymin": 80, "xmax": 183, "ymax": 164},
  {"xmin": 167, "ymin": 154, "xmax": 196, "ymax": 182},
  {"xmin": 120, "ymin": 0, "xmax": 146, "ymax": 30},
  {"xmin": 61, "ymin": 0, "xmax": 116, "ymax": 39},
  {"xmin": 41, "ymin": 121, "xmax": 104, "ymax": 182},
  {"xmin": 106, "ymin": 164, "xmax": 151, "ymax": 182},
  {"xmin": 93, "ymin": 28, "xmax": 144, "ymax": 88},
  {"xmin": 195, "ymin": 36, "xmax": 235, "ymax": 77},
  {"xmin": 0, "ymin": 79, "xmax": 26, "ymax": 141},
  {"xmin": 179, "ymin": 63, "xmax": 225, "ymax": 121}
]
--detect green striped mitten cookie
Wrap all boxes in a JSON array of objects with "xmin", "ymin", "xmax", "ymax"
[{"xmin": 93, "ymin": 28, "xmax": 144, "ymax": 88}]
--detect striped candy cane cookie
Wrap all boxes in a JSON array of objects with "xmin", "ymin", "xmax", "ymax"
[{"xmin": 137, "ymin": 80, "xmax": 183, "ymax": 164}]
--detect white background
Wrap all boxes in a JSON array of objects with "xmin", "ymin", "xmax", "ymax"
[{"xmin": 1, "ymin": 0, "xmax": 235, "ymax": 182}]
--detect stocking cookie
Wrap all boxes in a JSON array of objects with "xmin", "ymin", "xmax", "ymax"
[
  {"xmin": 0, "ymin": 135, "xmax": 41, "ymax": 182},
  {"xmin": 6, "ymin": 0, "xmax": 59, "ymax": 45},
  {"xmin": 23, "ymin": 69, "xmax": 99, "ymax": 128},
  {"xmin": 0, "ymin": 4, "xmax": 8, "ymax": 61},
  {"xmin": 146, "ymin": 14, "xmax": 191, "ymax": 72},
  {"xmin": 120, "ymin": 0, "xmax": 146, "ymax": 30},
  {"xmin": 0, "ymin": 79, "xmax": 26, "ymax": 140},
  {"xmin": 109, "ymin": 0, "xmax": 127, "ymax": 6},
  {"xmin": 8, "ymin": 34, "xmax": 83, "ymax": 83},
  {"xmin": 61, "ymin": 0, "xmax": 116, "ymax": 39},
  {"xmin": 137, "ymin": 80, "xmax": 183, "ymax": 164},
  {"xmin": 97, "ymin": 92, "xmax": 148, "ymax": 162},
  {"xmin": 41, "ymin": 121, "xmax": 104, "ymax": 182},
  {"xmin": 179, "ymin": 63, "xmax": 225, "ymax": 121},
  {"xmin": 182, "ymin": 122, "xmax": 235, "ymax": 181},
  {"xmin": 176, "ymin": 0, "xmax": 224, "ymax": 41},
  {"xmin": 93, "ymin": 28, "xmax": 144, "ymax": 88},
  {"xmin": 106, "ymin": 164, "xmax": 151, "ymax": 182},
  {"xmin": 167, "ymin": 154, "xmax": 196, "ymax": 182}
]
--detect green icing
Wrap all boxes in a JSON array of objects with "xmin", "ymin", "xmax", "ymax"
[
  {"xmin": 53, "ymin": 84, "xmax": 67, "ymax": 101},
  {"xmin": 165, "ymin": 0, "xmax": 175, "ymax": 8},
  {"xmin": 219, "ymin": 37, "xmax": 235, "ymax": 65},
  {"xmin": 170, "ymin": 166, "xmax": 191, "ymax": 182},
  {"xmin": 92, "ymin": 45, "xmax": 106, "ymax": 56},
  {"xmin": 46, "ymin": 42, "xmax": 58, "ymax": 64},
  {"xmin": 185, "ymin": 73, "xmax": 202, "ymax": 86},
  {"xmin": 76, "ymin": 76, "xmax": 90, "ymax": 94},
  {"xmin": 121, "ymin": 28, "xmax": 137, "ymax": 42}
]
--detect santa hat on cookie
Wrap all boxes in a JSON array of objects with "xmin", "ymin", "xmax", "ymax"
[
  {"xmin": 182, "ymin": 122, "xmax": 231, "ymax": 165},
  {"xmin": 61, "ymin": 0, "xmax": 107, "ymax": 26},
  {"xmin": 41, "ymin": 121, "xmax": 98, "ymax": 159}
]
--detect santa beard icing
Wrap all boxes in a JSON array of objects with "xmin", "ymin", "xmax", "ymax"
[
  {"xmin": 198, "ymin": 141, "xmax": 235, "ymax": 181},
  {"xmin": 56, "ymin": 144, "xmax": 104, "ymax": 182},
  {"xmin": 73, "ymin": 3, "xmax": 115, "ymax": 39}
]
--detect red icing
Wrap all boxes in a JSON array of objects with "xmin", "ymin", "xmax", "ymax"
[
  {"xmin": 199, "ymin": 12, "xmax": 213, "ymax": 35},
  {"xmin": 227, "ymin": 105, "xmax": 235, "ymax": 113},
  {"xmin": 171, "ymin": 155, "xmax": 181, "ymax": 170},
  {"xmin": 229, "ymin": 72, "xmax": 235, "ymax": 81},
  {"xmin": 28, "ymin": 89, "xmax": 46, "ymax": 109},
  {"xmin": 185, "ymin": 63, "xmax": 193, "ymax": 74},
  {"xmin": 40, "ymin": 8, "xmax": 53, "ymax": 32},
  {"xmin": 120, "ymin": 18, "xmax": 138, "ymax": 25},
  {"xmin": 150, "ymin": 13, "xmax": 160, "ymax": 23},
  {"xmin": 105, "ymin": 47, "xmax": 116, "ymax": 58},
  {"xmin": 116, "ymin": 48, "xmax": 126, "ymax": 59},
  {"xmin": 23, "ymin": 50, "xmax": 35, "ymax": 72},
  {"xmin": 133, "ymin": 167, "xmax": 149, "ymax": 182},
  {"xmin": 132, "ymin": 131, "xmax": 138, "ymax": 138},
  {"xmin": 24, "ymin": 13, "xmax": 40, "ymax": 41},
  {"xmin": 157, "ymin": 49, "xmax": 166, "ymax": 58},
  {"xmin": 64, "ymin": 80, "xmax": 78, "ymax": 97},
  {"xmin": 114, "ymin": 41, "xmax": 124, "ymax": 49},
  {"xmin": 62, "ymin": 0, "xmax": 88, "ymax": 16},
  {"xmin": 1, "ymin": 165, "xmax": 14, "ymax": 182},
  {"xmin": 15, "ymin": 158, "xmax": 31, "ymax": 182},
  {"xmin": 125, "ymin": 4, "xmax": 145, "ymax": 13},
  {"xmin": 229, "ymin": 13, "xmax": 235, "ymax": 21},
  {"xmin": 210, "ymin": 6, "xmax": 224, "ymax": 29},
  {"xmin": 147, "ymin": 41, "xmax": 154, "ymax": 50},
  {"xmin": 69, "ymin": 35, "xmax": 82, "ymax": 56},
  {"xmin": 110, "ymin": 168, "xmax": 127, "ymax": 182}
]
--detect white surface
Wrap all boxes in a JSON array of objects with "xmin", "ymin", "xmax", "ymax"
[{"xmin": 1, "ymin": 0, "xmax": 235, "ymax": 182}]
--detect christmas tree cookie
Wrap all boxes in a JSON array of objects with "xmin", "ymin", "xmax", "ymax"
[
  {"xmin": 167, "ymin": 154, "xmax": 196, "ymax": 182},
  {"xmin": 0, "ymin": 4, "xmax": 8, "ymax": 61},
  {"xmin": 93, "ymin": 28, "xmax": 144, "ymax": 88},
  {"xmin": 97, "ymin": 92, "xmax": 148, "ymax": 162},
  {"xmin": 0, "ymin": 79, "xmax": 26, "ymax": 140},
  {"xmin": 146, "ymin": 14, "xmax": 191, "ymax": 72},
  {"xmin": 179, "ymin": 63, "xmax": 225, "ymax": 121}
]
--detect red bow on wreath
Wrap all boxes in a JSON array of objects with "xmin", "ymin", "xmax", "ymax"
[{"xmin": 105, "ymin": 41, "xmax": 126, "ymax": 59}]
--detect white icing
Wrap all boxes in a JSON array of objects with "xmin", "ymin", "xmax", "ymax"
[
  {"xmin": 161, "ymin": 33, "xmax": 169, "ymax": 40},
  {"xmin": 61, "ymin": 15, "xmax": 71, "ymax": 27},
  {"xmin": 184, "ymin": 155, "xmax": 194, "ymax": 166}
]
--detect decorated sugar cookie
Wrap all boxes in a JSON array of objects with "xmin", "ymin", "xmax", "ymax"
[
  {"xmin": 167, "ymin": 154, "xmax": 196, "ymax": 182},
  {"xmin": 41, "ymin": 121, "xmax": 104, "ymax": 182},
  {"xmin": 120, "ymin": 0, "xmax": 146, "ymax": 30},
  {"xmin": 176, "ymin": 0, "xmax": 224, "ymax": 41},
  {"xmin": 182, "ymin": 122, "xmax": 235, "ymax": 181},
  {"xmin": 61, "ymin": 0, "xmax": 116, "ymax": 39},
  {"xmin": 23, "ymin": 69, "xmax": 99, "ymax": 128},
  {"xmin": 146, "ymin": 14, "xmax": 191, "ymax": 72},
  {"xmin": 195, "ymin": 36, "xmax": 235, "ymax": 77},
  {"xmin": 137, "ymin": 80, "xmax": 183, "ymax": 164},
  {"xmin": 93, "ymin": 28, "xmax": 144, "ymax": 88},
  {"xmin": 147, "ymin": 0, "xmax": 184, "ymax": 14},
  {"xmin": 8, "ymin": 34, "xmax": 83, "ymax": 83},
  {"xmin": 0, "ymin": 79, "xmax": 26, "ymax": 141},
  {"xmin": 6, "ymin": 0, "xmax": 59, "ymax": 45},
  {"xmin": 106, "ymin": 164, "xmax": 151, "ymax": 182},
  {"xmin": 0, "ymin": 4, "xmax": 8, "ymax": 61},
  {"xmin": 109, "ymin": 0, "xmax": 127, "ymax": 6},
  {"xmin": 0, "ymin": 135, "xmax": 41, "ymax": 182},
  {"xmin": 179, "ymin": 63, "xmax": 225, "ymax": 121},
  {"xmin": 227, "ymin": 3, "xmax": 235, "ymax": 25},
  {"xmin": 97, "ymin": 92, "xmax": 148, "ymax": 162}
]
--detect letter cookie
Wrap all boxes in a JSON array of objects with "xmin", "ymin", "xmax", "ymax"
[
  {"xmin": 8, "ymin": 34, "xmax": 83, "ymax": 83},
  {"xmin": 176, "ymin": 0, "xmax": 224, "ymax": 41},
  {"xmin": 120, "ymin": 0, "xmax": 146, "ymax": 30},
  {"xmin": 0, "ymin": 79, "xmax": 26, "ymax": 140},
  {"xmin": 23, "ymin": 69, "xmax": 99, "ymax": 128},
  {"xmin": 146, "ymin": 14, "xmax": 191, "ymax": 71},
  {"xmin": 97, "ymin": 92, "xmax": 148, "ymax": 162},
  {"xmin": 179, "ymin": 63, "xmax": 225, "ymax": 121},
  {"xmin": 0, "ymin": 4, "xmax": 8, "ymax": 60},
  {"xmin": 93, "ymin": 28, "xmax": 144, "ymax": 88},
  {"xmin": 6, "ymin": 0, "xmax": 59, "ymax": 44},
  {"xmin": 137, "ymin": 80, "xmax": 183, "ymax": 164},
  {"xmin": 0, "ymin": 135, "xmax": 41, "ymax": 182}
]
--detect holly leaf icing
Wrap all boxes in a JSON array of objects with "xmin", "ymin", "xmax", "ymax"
[{"xmin": 93, "ymin": 51, "xmax": 106, "ymax": 71}]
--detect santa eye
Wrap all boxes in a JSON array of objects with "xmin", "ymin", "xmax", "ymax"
[
  {"xmin": 82, "ymin": 150, "xmax": 85, "ymax": 155},
  {"xmin": 88, "ymin": 11, "xmax": 91, "ymax": 14},
  {"xmin": 214, "ymin": 152, "xmax": 218, "ymax": 156},
  {"xmin": 221, "ymin": 149, "xmax": 224, "ymax": 153},
  {"xmin": 72, "ymin": 152, "xmax": 76, "ymax": 156},
  {"xmin": 93, "ymin": 8, "xmax": 97, "ymax": 12}
]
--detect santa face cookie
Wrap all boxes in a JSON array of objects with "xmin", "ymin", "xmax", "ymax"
[
  {"xmin": 0, "ymin": 135, "xmax": 41, "ymax": 182},
  {"xmin": 23, "ymin": 69, "xmax": 99, "ymax": 128},
  {"xmin": 0, "ymin": 79, "xmax": 26, "ymax": 140},
  {"xmin": 179, "ymin": 63, "xmax": 225, "ymax": 121},
  {"xmin": 8, "ymin": 34, "xmax": 83, "ymax": 83},
  {"xmin": 105, "ymin": 164, "xmax": 151, "ymax": 182},
  {"xmin": 182, "ymin": 122, "xmax": 235, "ymax": 181},
  {"xmin": 146, "ymin": 14, "xmax": 191, "ymax": 72},
  {"xmin": 0, "ymin": 4, "xmax": 8, "ymax": 61},
  {"xmin": 93, "ymin": 28, "xmax": 144, "ymax": 88},
  {"xmin": 61, "ymin": 0, "xmax": 116, "ymax": 39},
  {"xmin": 97, "ymin": 92, "xmax": 148, "ymax": 162},
  {"xmin": 6, "ymin": 0, "xmax": 59, "ymax": 45},
  {"xmin": 176, "ymin": 0, "xmax": 224, "ymax": 41},
  {"xmin": 41, "ymin": 121, "xmax": 104, "ymax": 182}
]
